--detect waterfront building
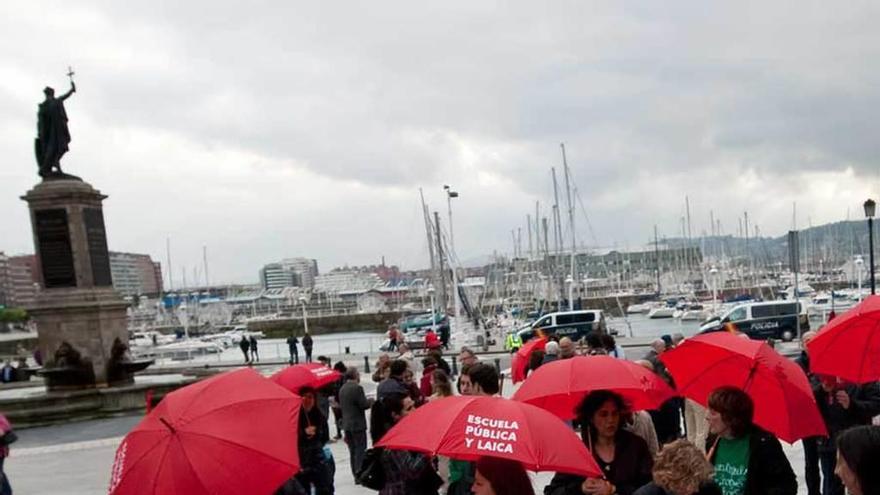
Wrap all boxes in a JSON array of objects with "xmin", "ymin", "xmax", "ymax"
[
  {"xmin": 109, "ymin": 252, "xmax": 163, "ymax": 297},
  {"xmin": 259, "ymin": 263, "xmax": 299, "ymax": 290},
  {"xmin": 281, "ymin": 257, "xmax": 319, "ymax": 289},
  {"xmin": 314, "ymin": 270, "xmax": 383, "ymax": 294},
  {"xmin": 0, "ymin": 253, "xmax": 39, "ymax": 308}
]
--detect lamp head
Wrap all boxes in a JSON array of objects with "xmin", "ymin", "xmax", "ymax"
[{"xmin": 865, "ymin": 198, "xmax": 876, "ymax": 218}]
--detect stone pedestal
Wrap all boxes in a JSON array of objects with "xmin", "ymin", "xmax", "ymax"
[{"xmin": 21, "ymin": 178, "xmax": 140, "ymax": 390}]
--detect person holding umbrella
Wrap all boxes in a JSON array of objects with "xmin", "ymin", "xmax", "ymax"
[
  {"xmin": 294, "ymin": 387, "xmax": 333, "ymax": 495},
  {"xmin": 545, "ymin": 390, "xmax": 653, "ymax": 495},
  {"xmin": 705, "ymin": 386, "xmax": 796, "ymax": 495},
  {"xmin": 812, "ymin": 375, "xmax": 880, "ymax": 495},
  {"xmin": 472, "ymin": 456, "xmax": 534, "ymax": 495},
  {"xmin": 376, "ymin": 394, "xmax": 602, "ymax": 495},
  {"xmin": 374, "ymin": 394, "xmax": 441, "ymax": 495},
  {"xmin": 448, "ymin": 363, "xmax": 501, "ymax": 495}
]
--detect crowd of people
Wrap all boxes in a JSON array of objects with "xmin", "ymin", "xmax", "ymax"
[{"xmin": 264, "ymin": 323, "xmax": 880, "ymax": 495}]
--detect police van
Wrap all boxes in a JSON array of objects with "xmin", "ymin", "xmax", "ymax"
[
  {"xmin": 516, "ymin": 310, "xmax": 607, "ymax": 343},
  {"xmin": 699, "ymin": 301, "xmax": 809, "ymax": 341}
]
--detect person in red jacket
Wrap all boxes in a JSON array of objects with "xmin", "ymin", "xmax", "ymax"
[{"xmin": 424, "ymin": 329, "xmax": 441, "ymax": 351}]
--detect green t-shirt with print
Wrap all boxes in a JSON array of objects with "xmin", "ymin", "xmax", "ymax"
[{"xmin": 714, "ymin": 436, "xmax": 750, "ymax": 495}]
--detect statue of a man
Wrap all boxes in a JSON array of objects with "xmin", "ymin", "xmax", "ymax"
[{"xmin": 35, "ymin": 81, "xmax": 76, "ymax": 178}]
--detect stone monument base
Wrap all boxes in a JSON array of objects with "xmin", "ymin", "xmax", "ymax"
[
  {"xmin": 22, "ymin": 178, "xmax": 151, "ymax": 391},
  {"xmin": 30, "ymin": 287, "xmax": 132, "ymax": 390}
]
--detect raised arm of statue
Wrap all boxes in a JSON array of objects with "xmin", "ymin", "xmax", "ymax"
[{"xmin": 59, "ymin": 82, "xmax": 76, "ymax": 101}]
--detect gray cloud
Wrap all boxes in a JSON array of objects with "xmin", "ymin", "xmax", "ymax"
[{"xmin": 2, "ymin": 1, "xmax": 880, "ymax": 284}]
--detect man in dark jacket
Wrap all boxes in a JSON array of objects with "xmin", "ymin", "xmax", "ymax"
[
  {"xmin": 376, "ymin": 360, "xmax": 409, "ymax": 401},
  {"xmin": 295, "ymin": 387, "xmax": 332, "ymax": 495},
  {"xmin": 287, "ymin": 335, "xmax": 299, "ymax": 364},
  {"xmin": 238, "ymin": 336, "xmax": 250, "ymax": 364},
  {"xmin": 302, "ymin": 332, "xmax": 314, "ymax": 363},
  {"xmin": 249, "ymin": 335, "xmax": 259, "ymax": 362},
  {"xmin": 339, "ymin": 367, "xmax": 373, "ymax": 480},
  {"xmin": 813, "ymin": 376, "xmax": 880, "ymax": 495}
]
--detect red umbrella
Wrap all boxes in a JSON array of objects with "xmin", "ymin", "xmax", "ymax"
[
  {"xmin": 109, "ymin": 368, "xmax": 301, "ymax": 495},
  {"xmin": 376, "ymin": 395, "xmax": 601, "ymax": 477},
  {"xmin": 512, "ymin": 355, "xmax": 677, "ymax": 419},
  {"xmin": 660, "ymin": 332, "xmax": 826, "ymax": 443},
  {"xmin": 807, "ymin": 295, "xmax": 880, "ymax": 383},
  {"xmin": 271, "ymin": 363, "xmax": 341, "ymax": 394},
  {"xmin": 511, "ymin": 336, "xmax": 547, "ymax": 384}
]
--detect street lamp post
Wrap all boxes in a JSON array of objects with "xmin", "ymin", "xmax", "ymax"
[
  {"xmin": 444, "ymin": 185, "xmax": 461, "ymax": 330},
  {"xmin": 865, "ymin": 199, "xmax": 876, "ymax": 295},
  {"xmin": 298, "ymin": 296, "xmax": 309, "ymax": 335}
]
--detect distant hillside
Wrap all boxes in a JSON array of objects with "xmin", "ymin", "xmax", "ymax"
[{"xmin": 659, "ymin": 220, "xmax": 867, "ymax": 270}]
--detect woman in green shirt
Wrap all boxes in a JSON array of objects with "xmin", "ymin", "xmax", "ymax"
[{"xmin": 705, "ymin": 386, "xmax": 796, "ymax": 495}]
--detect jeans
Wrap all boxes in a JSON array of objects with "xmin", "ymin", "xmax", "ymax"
[
  {"xmin": 305, "ymin": 348, "xmax": 313, "ymax": 363},
  {"xmin": 802, "ymin": 437, "xmax": 820, "ymax": 495},
  {"xmin": 344, "ymin": 429, "xmax": 368, "ymax": 479},
  {"xmin": 289, "ymin": 347, "xmax": 299, "ymax": 364},
  {"xmin": 819, "ymin": 447, "xmax": 844, "ymax": 495}
]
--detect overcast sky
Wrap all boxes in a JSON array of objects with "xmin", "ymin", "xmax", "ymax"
[{"xmin": 2, "ymin": 1, "xmax": 880, "ymax": 285}]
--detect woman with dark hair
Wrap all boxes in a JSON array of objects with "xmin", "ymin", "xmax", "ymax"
[
  {"xmin": 705, "ymin": 386, "xmax": 796, "ymax": 495},
  {"xmin": 293, "ymin": 387, "xmax": 332, "ymax": 495},
  {"xmin": 377, "ymin": 395, "xmax": 441, "ymax": 495},
  {"xmin": 600, "ymin": 334, "xmax": 625, "ymax": 359},
  {"xmin": 633, "ymin": 439, "xmax": 721, "ymax": 495},
  {"xmin": 527, "ymin": 349, "xmax": 545, "ymax": 377},
  {"xmin": 835, "ymin": 425, "xmax": 880, "ymax": 495},
  {"xmin": 472, "ymin": 456, "xmax": 535, "ymax": 495},
  {"xmin": 429, "ymin": 369, "xmax": 453, "ymax": 400},
  {"xmin": 545, "ymin": 390, "xmax": 653, "ymax": 495}
]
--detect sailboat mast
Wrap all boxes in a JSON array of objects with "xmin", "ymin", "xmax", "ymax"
[
  {"xmin": 434, "ymin": 211, "xmax": 447, "ymax": 314},
  {"xmin": 202, "ymin": 245, "xmax": 209, "ymax": 288},
  {"xmin": 561, "ymin": 144, "xmax": 576, "ymax": 310},
  {"xmin": 654, "ymin": 225, "xmax": 661, "ymax": 296},
  {"xmin": 527, "ymin": 215, "xmax": 534, "ymax": 260},
  {"xmin": 166, "ymin": 237, "xmax": 174, "ymax": 291},
  {"xmin": 420, "ymin": 189, "xmax": 438, "ymax": 285},
  {"xmin": 551, "ymin": 167, "xmax": 564, "ymax": 306}
]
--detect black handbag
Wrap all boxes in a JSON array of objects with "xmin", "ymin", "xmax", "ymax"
[{"xmin": 355, "ymin": 448, "xmax": 386, "ymax": 490}]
